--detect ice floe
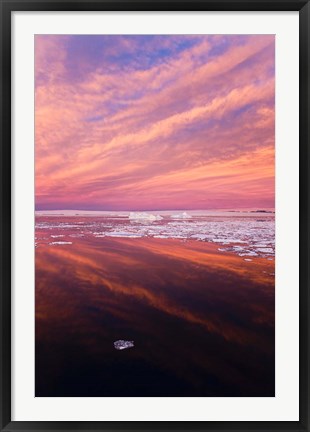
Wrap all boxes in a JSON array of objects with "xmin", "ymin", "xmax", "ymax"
[
  {"xmin": 36, "ymin": 213, "xmax": 275, "ymax": 258},
  {"xmin": 114, "ymin": 340, "xmax": 134, "ymax": 350},
  {"xmin": 49, "ymin": 241, "xmax": 73, "ymax": 245}
]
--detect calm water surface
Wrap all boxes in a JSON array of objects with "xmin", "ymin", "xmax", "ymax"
[{"xmin": 35, "ymin": 216, "xmax": 275, "ymax": 397}]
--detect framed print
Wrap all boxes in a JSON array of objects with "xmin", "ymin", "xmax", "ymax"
[{"xmin": 1, "ymin": 0, "xmax": 309, "ymax": 431}]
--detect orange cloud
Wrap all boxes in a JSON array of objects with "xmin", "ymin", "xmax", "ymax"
[{"xmin": 35, "ymin": 35, "xmax": 275, "ymax": 210}]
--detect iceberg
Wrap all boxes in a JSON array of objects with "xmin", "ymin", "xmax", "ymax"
[
  {"xmin": 171, "ymin": 212, "xmax": 192, "ymax": 219},
  {"xmin": 129, "ymin": 212, "xmax": 163, "ymax": 221}
]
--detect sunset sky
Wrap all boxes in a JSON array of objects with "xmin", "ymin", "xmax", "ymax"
[{"xmin": 35, "ymin": 34, "xmax": 275, "ymax": 211}]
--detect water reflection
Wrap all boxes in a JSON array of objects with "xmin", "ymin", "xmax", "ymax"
[{"xmin": 36, "ymin": 235, "xmax": 274, "ymax": 396}]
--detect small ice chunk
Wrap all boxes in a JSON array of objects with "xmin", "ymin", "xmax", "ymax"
[
  {"xmin": 238, "ymin": 251, "xmax": 258, "ymax": 257},
  {"xmin": 114, "ymin": 340, "xmax": 134, "ymax": 350},
  {"xmin": 244, "ymin": 258, "xmax": 252, "ymax": 262},
  {"xmin": 191, "ymin": 234, "xmax": 209, "ymax": 240},
  {"xmin": 49, "ymin": 241, "xmax": 72, "ymax": 245},
  {"xmin": 257, "ymin": 247, "xmax": 273, "ymax": 253}
]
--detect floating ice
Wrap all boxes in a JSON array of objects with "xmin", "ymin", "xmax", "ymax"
[
  {"xmin": 191, "ymin": 234, "xmax": 209, "ymax": 240},
  {"xmin": 49, "ymin": 241, "xmax": 72, "ymax": 245},
  {"xmin": 257, "ymin": 247, "xmax": 273, "ymax": 253},
  {"xmin": 129, "ymin": 212, "xmax": 163, "ymax": 221},
  {"xmin": 114, "ymin": 340, "xmax": 134, "ymax": 350},
  {"xmin": 107, "ymin": 232, "xmax": 142, "ymax": 238},
  {"xmin": 36, "ymin": 212, "xmax": 275, "ymax": 259},
  {"xmin": 171, "ymin": 212, "xmax": 192, "ymax": 219}
]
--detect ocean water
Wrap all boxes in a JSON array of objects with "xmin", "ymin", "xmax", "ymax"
[{"xmin": 35, "ymin": 212, "xmax": 275, "ymax": 396}]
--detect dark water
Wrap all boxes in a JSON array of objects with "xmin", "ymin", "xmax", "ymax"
[{"xmin": 35, "ymin": 219, "xmax": 275, "ymax": 397}]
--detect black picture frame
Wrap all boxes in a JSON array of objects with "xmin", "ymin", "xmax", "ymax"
[{"xmin": 1, "ymin": 0, "xmax": 309, "ymax": 430}]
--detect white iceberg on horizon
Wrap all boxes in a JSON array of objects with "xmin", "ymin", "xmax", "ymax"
[
  {"xmin": 171, "ymin": 212, "xmax": 192, "ymax": 219},
  {"xmin": 129, "ymin": 212, "xmax": 163, "ymax": 221}
]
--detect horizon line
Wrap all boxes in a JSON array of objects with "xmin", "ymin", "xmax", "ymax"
[{"xmin": 35, "ymin": 208, "xmax": 275, "ymax": 212}]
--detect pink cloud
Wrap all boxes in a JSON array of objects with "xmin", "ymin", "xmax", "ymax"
[{"xmin": 35, "ymin": 35, "xmax": 275, "ymax": 210}]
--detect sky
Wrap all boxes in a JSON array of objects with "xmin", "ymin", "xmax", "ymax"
[{"xmin": 35, "ymin": 34, "xmax": 275, "ymax": 211}]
